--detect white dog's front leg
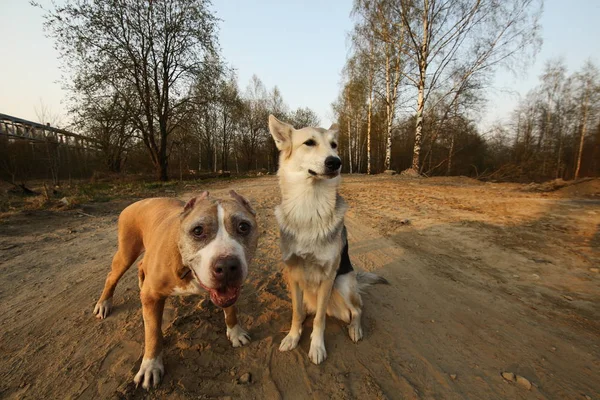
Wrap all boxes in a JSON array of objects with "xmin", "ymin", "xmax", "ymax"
[
  {"xmin": 280, "ymin": 280, "xmax": 305, "ymax": 352},
  {"xmin": 308, "ymin": 278, "xmax": 334, "ymax": 364}
]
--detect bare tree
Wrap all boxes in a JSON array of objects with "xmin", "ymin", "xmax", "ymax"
[
  {"xmin": 573, "ymin": 60, "xmax": 599, "ymax": 179},
  {"xmin": 393, "ymin": 0, "xmax": 542, "ymax": 172},
  {"xmin": 240, "ymin": 75, "xmax": 269, "ymax": 171},
  {"xmin": 38, "ymin": 0, "xmax": 219, "ymax": 181},
  {"xmin": 288, "ymin": 107, "xmax": 321, "ymax": 129},
  {"xmin": 353, "ymin": 0, "xmax": 406, "ymax": 171}
]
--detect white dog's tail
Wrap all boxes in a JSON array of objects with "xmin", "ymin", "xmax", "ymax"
[{"xmin": 356, "ymin": 271, "xmax": 389, "ymax": 291}]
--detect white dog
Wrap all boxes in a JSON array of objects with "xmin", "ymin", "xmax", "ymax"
[{"xmin": 268, "ymin": 115, "xmax": 388, "ymax": 364}]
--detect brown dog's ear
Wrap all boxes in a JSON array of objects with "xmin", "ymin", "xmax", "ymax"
[
  {"xmin": 269, "ymin": 114, "xmax": 293, "ymax": 151},
  {"xmin": 182, "ymin": 191, "xmax": 209, "ymax": 214},
  {"xmin": 229, "ymin": 190, "xmax": 256, "ymax": 216}
]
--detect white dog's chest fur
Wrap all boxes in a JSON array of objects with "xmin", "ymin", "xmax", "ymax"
[{"xmin": 275, "ymin": 180, "xmax": 347, "ymax": 289}]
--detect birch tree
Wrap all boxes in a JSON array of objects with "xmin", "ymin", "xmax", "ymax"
[
  {"xmin": 573, "ymin": 61, "xmax": 599, "ymax": 179},
  {"xmin": 393, "ymin": 0, "xmax": 542, "ymax": 172},
  {"xmin": 353, "ymin": 0, "xmax": 406, "ymax": 171}
]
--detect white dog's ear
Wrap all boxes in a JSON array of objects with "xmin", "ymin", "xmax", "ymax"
[
  {"xmin": 269, "ymin": 114, "xmax": 293, "ymax": 151},
  {"xmin": 328, "ymin": 122, "xmax": 340, "ymax": 140}
]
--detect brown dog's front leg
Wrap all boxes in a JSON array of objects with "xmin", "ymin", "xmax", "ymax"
[
  {"xmin": 224, "ymin": 305, "xmax": 250, "ymax": 347},
  {"xmin": 134, "ymin": 292, "xmax": 166, "ymax": 389}
]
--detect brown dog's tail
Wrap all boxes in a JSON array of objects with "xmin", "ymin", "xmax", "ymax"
[{"xmin": 356, "ymin": 271, "xmax": 389, "ymax": 291}]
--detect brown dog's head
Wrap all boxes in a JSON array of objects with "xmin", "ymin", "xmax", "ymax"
[{"xmin": 178, "ymin": 191, "xmax": 258, "ymax": 308}]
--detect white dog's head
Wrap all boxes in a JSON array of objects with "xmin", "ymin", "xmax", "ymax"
[
  {"xmin": 268, "ymin": 115, "xmax": 341, "ymax": 182},
  {"xmin": 178, "ymin": 191, "xmax": 258, "ymax": 308}
]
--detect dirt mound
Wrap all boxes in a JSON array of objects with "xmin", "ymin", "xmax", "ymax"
[
  {"xmin": 522, "ymin": 178, "xmax": 599, "ymax": 197},
  {"xmin": 555, "ymin": 178, "xmax": 600, "ymax": 198},
  {"xmin": 522, "ymin": 178, "xmax": 571, "ymax": 192},
  {"xmin": 426, "ymin": 175, "xmax": 484, "ymax": 186},
  {"xmin": 399, "ymin": 168, "xmax": 423, "ymax": 178}
]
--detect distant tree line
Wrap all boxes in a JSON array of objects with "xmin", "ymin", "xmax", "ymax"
[
  {"xmin": 3, "ymin": 0, "xmax": 597, "ymax": 184},
  {"xmin": 329, "ymin": 0, "xmax": 594, "ymax": 181},
  {"xmin": 23, "ymin": 0, "xmax": 320, "ymax": 182}
]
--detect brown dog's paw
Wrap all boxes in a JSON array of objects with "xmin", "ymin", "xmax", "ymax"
[
  {"xmin": 93, "ymin": 298, "xmax": 113, "ymax": 319},
  {"xmin": 134, "ymin": 356, "xmax": 164, "ymax": 390},
  {"xmin": 227, "ymin": 324, "xmax": 250, "ymax": 347}
]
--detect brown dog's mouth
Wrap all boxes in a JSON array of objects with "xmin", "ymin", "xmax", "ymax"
[
  {"xmin": 192, "ymin": 271, "xmax": 242, "ymax": 308},
  {"xmin": 209, "ymin": 286, "xmax": 241, "ymax": 308}
]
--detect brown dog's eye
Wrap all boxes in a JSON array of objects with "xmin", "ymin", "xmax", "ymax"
[
  {"xmin": 192, "ymin": 226, "xmax": 204, "ymax": 237},
  {"xmin": 331, "ymin": 142, "xmax": 338, "ymax": 149},
  {"xmin": 237, "ymin": 222, "xmax": 251, "ymax": 235},
  {"xmin": 304, "ymin": 139, "xmax": 316, "ymax": 147}
]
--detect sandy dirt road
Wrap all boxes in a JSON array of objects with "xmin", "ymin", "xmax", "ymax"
[{"xmin": 0, "ymin": 175, "xmax": 599, "ymax": 399}]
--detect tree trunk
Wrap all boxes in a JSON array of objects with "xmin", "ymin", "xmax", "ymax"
[
  {"xmin": 198, "ymin": 139, "xmax": 202, "ymax": 171},
  {"xmin": 213, "ymin": 136, "xmax": 217, "ymax": 173},
  {"xmin": 556, "ymin": 134, "xmax": 563, "ymax": 179},
  {"xmin": 234, "ymin": 144, "xmax": 239, "ymax": 174},
  {"xmin": 412, "ymin": 75, "xmax": 426, "ymax": 172},
  {"xmin": 222, "ymin": 111, "xmax": 227, "ymax": 171},
  {"xmin": 179, "ymin": 147, "xmax": 183, "ymax": 181},
  {"xmin": 355, "ymin": 116, "xmax": 361, "ymax": 173},
  {"xmin": 411, "ymin": 5, "xmax": 429, "ymax": 172},
  {"xmin": 555, "ymin": 115, "xmax": 563, "ymax": 179},
  {"xmin": 367, "ymin": 50, "xmax": 374, "ymax": 175},
  {"xmin": 158, "ymin": 158, "xmax": 168, "ymax": 181},
  {"xmin": 346, "ymin": 90, "xmax": 353, "ymax": 174},
  {"xmin": 446, "ymin": 132, "xmax": 455, "ymax": 176},
  {"xmin": 384, "ymin": 42, "xmax": 393, "ymax": 171},
  {"xmin": 574, "ymin": 96, "xmax": 589, "ymax": 179},
  {"xmin": 348, "ymin": 116, "xmax": 353, "ymax": 174},
  {"xmin": 575, "ymin": 104, "xmax": 587, "ymax": 179}
]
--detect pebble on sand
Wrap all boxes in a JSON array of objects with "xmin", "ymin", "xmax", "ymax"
[
  {"xmin": 501, "ymin": 372, "xmax": 516, "ymax": 382},
  {"xmin": 450, "ymin": 374, "xmax": 457, "ymax": 380},
  {"xmin": 516, "ymin": 375, "xmax": 532, "ymax": 390},
  {"xmin": 237, "ymin": 372, "xmax": 252, "ymax": 384}
]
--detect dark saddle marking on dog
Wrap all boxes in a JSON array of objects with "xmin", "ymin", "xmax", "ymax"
[{"xmin": 336, "ymin": 225, "xmax": 353, "ymax": 277}]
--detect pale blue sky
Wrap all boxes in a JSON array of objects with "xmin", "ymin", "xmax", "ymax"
[{"xmin": 0, "ymin": 0, "xmax": 598, "ymax": 128}]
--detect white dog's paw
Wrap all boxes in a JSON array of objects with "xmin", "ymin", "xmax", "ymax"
[
  {"xmin": 308, "ymin": 340, "xmax": 327, "ymax": 364},
  {"xmin": 93, "ymin": 298, "xmax": 112, "ymax": 319},
  {"xmin": 134, "ymin": 356, "xmax": 164, "ymax": 390},
  {"xmin": 227, "ymin": 324, "xmax": 250, "ymax": 348},
  {"xmin": 348, "ymin": 323, "xmax": 363, "ymax": 343},
  {"xmin": 279, "ymin": 331, "xmax": 301, "ymax": 352}
]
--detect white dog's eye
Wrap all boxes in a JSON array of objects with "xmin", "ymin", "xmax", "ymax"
[
  {"xmin": 304, "ymin": 139, "xmax": 316, "ymax": 147},
  {"xmin": 192, "ymin": 226, "xmax": 204, "ymax": 238},
  {"xmin": 237, "ymin": 221, "xmax": 251, "ymax": 235},
  {"xmin": 331, "ymin": 142, "xmax": 338, "ymax": 149}
]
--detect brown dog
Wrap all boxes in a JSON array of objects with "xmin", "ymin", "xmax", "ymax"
[{"xmin": 93, "ymin": 191, "xmax": 258, "ymax": 389}]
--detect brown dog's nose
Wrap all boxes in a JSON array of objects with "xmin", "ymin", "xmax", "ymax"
[{"xmin": 212, "ymin": 257, "xmax": 242, "ymax": 284}]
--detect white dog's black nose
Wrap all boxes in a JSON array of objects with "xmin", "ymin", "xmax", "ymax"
[{"xmin": 325, "ymin": 156, "xmax": 341, "ymax": 172}]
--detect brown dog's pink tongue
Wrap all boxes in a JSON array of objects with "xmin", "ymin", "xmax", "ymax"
[{"xmin": 209, "ymin": 286, "xmax": 240, "ymax": 308}]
